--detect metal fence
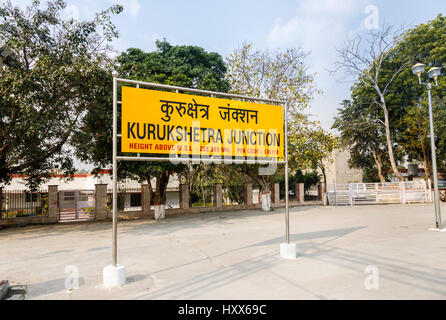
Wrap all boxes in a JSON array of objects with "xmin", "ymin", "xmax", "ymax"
[
  {"xmin": 327, "ymin": 180, "xmax": 431, "ymax": 206},
  {"xmin": 107, "ymin": 188, "xmax": 142, "ymax": 212},
  {"xmin": 59, "ymin": 190, "xmax": 95, "ymax": 222},
  {"xmin": 305, "ymin": 184, "xmax": 319, "ymax": 201},
  {"xmin": 1, "ymin": 189, "xmax": 49, "ymax": 218}
]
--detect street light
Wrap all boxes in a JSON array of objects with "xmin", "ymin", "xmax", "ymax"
[{"xmin": 411, "ymin": 62, "xmax": 443, "ymax": 228}]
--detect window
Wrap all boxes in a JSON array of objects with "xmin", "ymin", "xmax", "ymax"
[
  {"xmin": 130, "ymin": 193, "xmax": 141, "ymax": 207},
  {"xmin": 25, "ymin": 193, "xmax": 38, "ymax": 203},
  {"xmin": 64, "ymin": 192, "xmax": 75, "ymax": 201}
]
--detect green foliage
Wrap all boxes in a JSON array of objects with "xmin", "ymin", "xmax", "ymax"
[
  {"xmin": 334, "ymin": 15, "xmax": 446, "ymax": 182},
  {"xmin": 273, "ymin": 170, "xmax": 321, "ymax": 198},
  {"xmin": 332, "ymin": 99, "xmax": 392, "ymax": 182},
  {"xmin": 221, "ymin": 165, "xmax": 248, "ymax": 204},
  {"xmin": 75, "ymin": 40, "xmax": 229, "ymax": 204},
  {"xmin": 119, "ymin": 41, "xmax": 229, "ymax": 92},
  {"xmin": 288, "ymin": 116, "xmax": 338, "ymax": 184},
  {"xmin": 226, "ymin": 43, "xmax": 317, "ymax": 191},
  {"xmin": 0, "ymin": 0, "xmax": 122, "ymax": 190}
]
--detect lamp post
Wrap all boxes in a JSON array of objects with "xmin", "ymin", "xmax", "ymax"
[{"xmin": 411, "ymin": 63, "xmax": 442, "ymax": 228}]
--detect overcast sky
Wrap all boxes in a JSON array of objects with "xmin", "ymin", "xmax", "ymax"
[{"xmin": 5, "ymin": 0, "xmax": 446, "ymax": 169}]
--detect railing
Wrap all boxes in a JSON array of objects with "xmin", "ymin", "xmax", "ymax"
[
  {"xmin": 305, "ymin": 184, "xmax": 319, "ymax": 201},
  {"xmin": 107, "ymin": 188, "xmax": 142, "ymax": 212},
  {"xmin": 1, "ymin": 190, "xmax": 48, "ymax": 218},
  {"xmin": 327, "ymin": 180, "xmax": 431, "ymax": 206}
]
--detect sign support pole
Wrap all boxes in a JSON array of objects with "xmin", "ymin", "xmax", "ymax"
[
  {"xmin": 280, "ymin": 102, "xmax": 296, "ymax": 259},
  {"xmin": 112, "ymin": 72, "xmax": 118, "ymax": 267},
  {"xmin": 103, "ymin": 76, "xmax": 294, "ymax": 288},
  {"xmin": 284, "ymin": 103, "xmax": 290, "ymax": 244},
  {"xmin": 103, "ymin": 71, "xmax": 126, "ymax": 288}
]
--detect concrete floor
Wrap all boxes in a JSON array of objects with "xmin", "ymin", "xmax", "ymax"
[{"xmin": 1, "ymin": 203, "xmax": 446, "ymax": 300}]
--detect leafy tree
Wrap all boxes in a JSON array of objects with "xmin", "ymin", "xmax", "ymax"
[
  {"xmin": 334, "ymin": 15, "xmax": 446, "ymax": 182},
  {"xmin": 399, "ymin": 97, "xmax": 446, "ymax": 179},
  {"xmin": 273, "ymin": 170, "xmax": 321, "ymax": 198},
  {"xmin": 74, "ymin": 40, "xmax": 229, "ymax": 205},
  {"xmin": 288, "ymin": 117, "xmax": 338, "ymax": 188},
  {"xmin": 0, "ymin": 0, "xmax": 122, "ymax": 190},
  {"xmin": 389, "ymin": 15, "xmax": 446, "ymax": 179},
  {"xmin": 226, "ymin": 43, "xmax": 317, "ymax": 192},
  {"xmin": 333, "ymin": 99, "xmax": 391, "ymax": 182},
  {"xmin": 334, "ymin": 25, "xmax": 410, "ymax": 181}
]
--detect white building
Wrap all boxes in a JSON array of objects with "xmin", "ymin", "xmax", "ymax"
[{"xmin": 322, "ymin": 148, "xmax": 363, "ymax": 185}]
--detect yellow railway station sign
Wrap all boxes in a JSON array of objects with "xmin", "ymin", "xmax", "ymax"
[{"xmin": 121, "ymin": 87, "xmax": 284, "ymax": 160}]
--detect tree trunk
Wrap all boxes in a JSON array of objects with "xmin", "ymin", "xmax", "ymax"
[
  {"xmin": 258, "ymin": 177, "xmax": 271, "ymax": 211},
  {"xmin": 382, "ymin": 103, "xmax": 403, "ymax": 181},
  {"xmin": 371, "ymin": 148, "xmax": 386, "ymax": 183},
  {"xmin": 319, "ymin": 164, "xmax": 327, "ymax": 193},
  {"xmin": 154, "ymin": 171, "xmax": 170, "ymax": 205},
  {"xmin": 420, "ymin": 139, "xmax": 431, "ymax": 182},
  {"xmin": 260, "ymin": 177, "xmax": 271, "ymax": 193},
  {"xmin": 200, "ymin": 180, "xmax": 206, "ymax": 206}
]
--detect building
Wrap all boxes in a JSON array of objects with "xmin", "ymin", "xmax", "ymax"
[
  {"xmin": 322, "ymin": 148, "xmax": 363, "ymax": 185},
  {"xmin": 1, "ymin": 170, "xmax": 181, "ymax": 211}
]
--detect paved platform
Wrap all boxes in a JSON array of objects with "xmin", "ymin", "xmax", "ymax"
[{"xmin": 1, "ymin": 203, "xmax": 446, "ymax": 299}]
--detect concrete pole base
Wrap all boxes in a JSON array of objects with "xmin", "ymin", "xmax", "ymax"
[
  {"xmin": 428, "ymin": 228, "xmax": 446, "ymax": 233},
  {"xmin": 280, "ymin": 243, "xmax": 297, "ymax": 259},
  {"xmin": 103, "ymin": 264, "xmax": 126, "ymax": 288}
]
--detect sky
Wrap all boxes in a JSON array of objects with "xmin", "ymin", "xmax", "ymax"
[{"xmin": 5, "ymin": 0, "xmax": 446, "ymax": 169}]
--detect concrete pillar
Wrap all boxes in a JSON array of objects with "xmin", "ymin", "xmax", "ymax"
[
  {"xmin": 318, "ymin": 182, "xmax": 325, "ymax": 201},
  {"xmin": 244, "ymin": 183, "xmax": 253, "ymax": 207},
  {"xmin": 0, "ymin": 186, "xmax": 2, "ymax": 220},
  {"xmin": 180, "ymin": 184, "xmax": 190, "ymax": 210},
  {"xmin": 142, "ymin": 184, "xmax": 151, "ymax": 214},
  {"xmin": 272, "ymin": 183, "xmax": 280, "ymax": 205},
  {"xmin": 48, "ymin": 185, "xmax": 58, "ymax": 222},
  {"xmin": 295, "ymin": 183, "xmax": 304, "ymax": 203},
  {"xmin": 95, "ymin": 184, "xmax": 108, "ymax": 221},
  {"xmin": 214, "ymin": 184, "xmax": 223, "ymax": 208}
]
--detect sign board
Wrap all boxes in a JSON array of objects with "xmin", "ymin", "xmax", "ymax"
[{"xmin": 121, "ymin": 87, "xmax": 284, "ymax": 159}]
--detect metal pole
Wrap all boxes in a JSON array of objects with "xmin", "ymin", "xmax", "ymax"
[
  {"xmin": 115, "ymin": 77, "xmax": 284, "ymax": 105},
  {"xmin": 112, "ymin": 72, "xmax": 118, "ymax": 266},
  {"xmin": 284, "ymin": 103, "xmax": 290, "ymax": 244},
  {"xmin": 427, "ymin": 84, "xmax": 442, "ymax": 228}
]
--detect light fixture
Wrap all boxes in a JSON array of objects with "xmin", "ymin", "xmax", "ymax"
[
  {"xmin": 427, "ymin": 67, "xmax": 441, "ymax": 83},
  {"xmin": 411, "ymin": 63, "xmax": 426, "ymax": 83},
  {"xmin": 411, "ymin": 63, "xmax": 426, "ymax": 76}
]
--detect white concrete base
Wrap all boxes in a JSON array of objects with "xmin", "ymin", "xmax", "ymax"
[
  {"xmin": 154, "ymin": 205, "xmax": 166, "ymax": 220},
  {"xmin": 103, "ymin": 264, "xmax": 126, "ymax": 288},
  {"xmin": 280, "ymin": 243, "xmax": 297, "ymax": 259},
  {"xmin": 261, "ymin": 193, "xmax": 271, "ymax": 212},
  {"xmin": 428, "ymin": 228, "xmax": 446, "ymax": 233}
]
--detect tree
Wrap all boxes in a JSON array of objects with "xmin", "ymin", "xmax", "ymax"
[
  {"xmin": 333, "ymin": 15, "xmax": 446, "ymax": 182},
  {"xmin": 334, "ymin": 25, "xmax": 410, "ymax": 181},
  {"xmin": 226, "ymin": 43, "xmax": 316, "ymax": 193},
  {"xmin": 400, "ymin": 97, "xmax": 446, "ymax": 179},
  {"xmin": 74, "ymin": 40, "xmax": 229, "ymax": 206},
  {"xmin": 389, "ymin": 15, "xmax": 446, "ymax": 179},
  {"xmin": 332, "ymin": 99, "xmax": 391, "ymax": 182},
  {"xmin": 0, "ymin": 0, "xmax": 122, "ymax": 190},
  {"xmin": 288, "ymin": 118, "xmax": 338, "ymax": 188}
]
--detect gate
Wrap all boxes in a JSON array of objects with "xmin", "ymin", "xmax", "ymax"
[
  {"xmin": 58, "ymin": 190, "xmax": 95, "ymax": 222},
  {"xmin": 327, "ymin": 180, "xmax": 432, "ymax": 206}
]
